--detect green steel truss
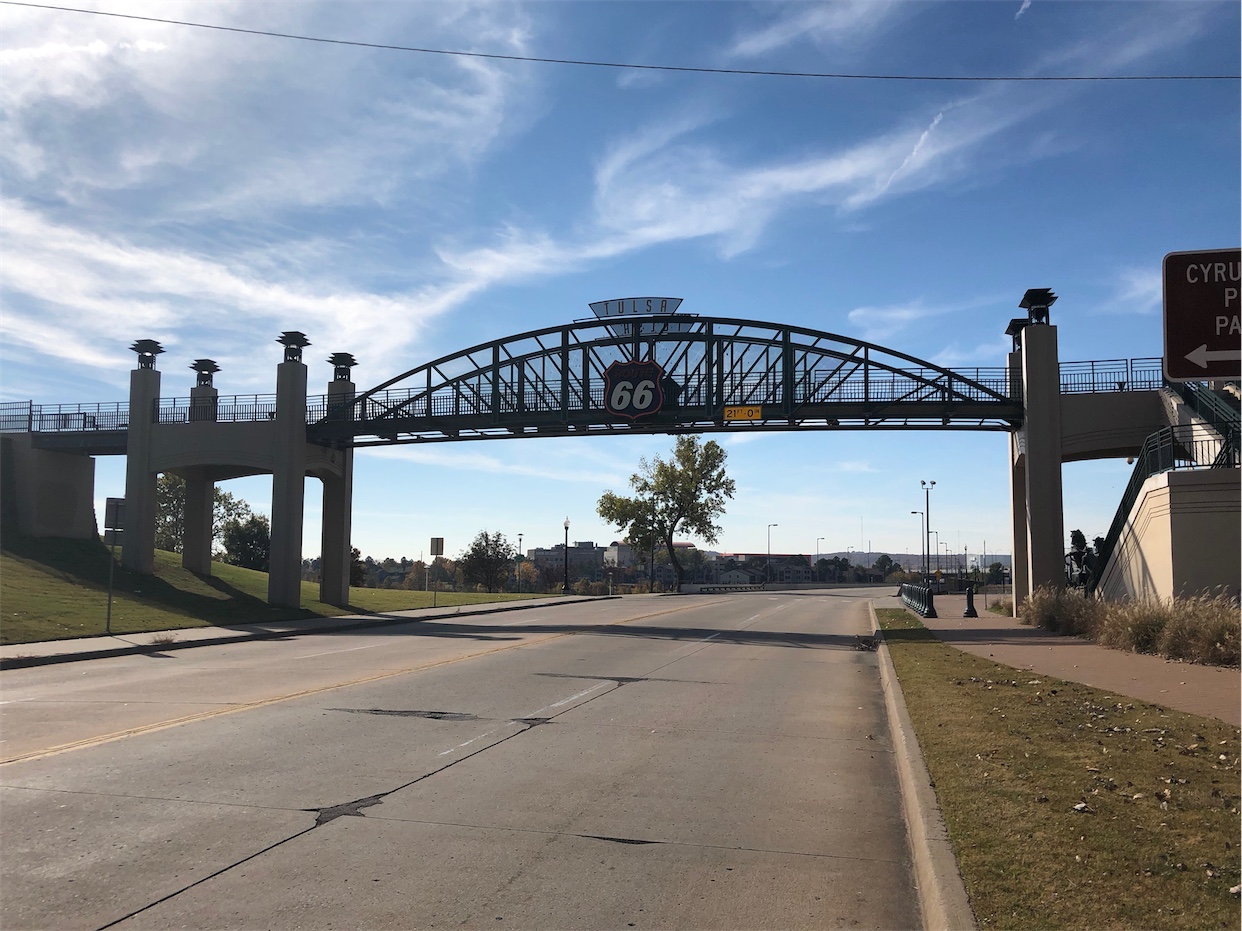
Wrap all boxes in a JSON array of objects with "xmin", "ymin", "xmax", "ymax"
[{"xmin": 308, "ymin": 314, "xmax": 1022, "ymax": 448}]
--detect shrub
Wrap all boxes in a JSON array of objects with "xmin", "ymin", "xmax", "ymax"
[
  {"xmin": 1019, "ymin": 586, "xmax": 1100, "ymax": 636},
  {"xmin": 1020, "ymin": 585, "xmax": 1239, "ymax": 666}
]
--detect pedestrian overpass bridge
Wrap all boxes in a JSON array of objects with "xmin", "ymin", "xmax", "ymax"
[{"xmin": 2, "ymin": 296, "xmax": 1236, "ymax": 610}]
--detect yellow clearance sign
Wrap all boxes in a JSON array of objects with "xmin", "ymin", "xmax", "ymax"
[{"xmin": 724, "ymin": 405, "xmax": 762, "ymax": 421}]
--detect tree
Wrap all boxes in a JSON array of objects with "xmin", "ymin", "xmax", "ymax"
[
  {"xmin": 458, "ymin": 531, "xmax": 516, "ymax": 593},
  {"xmin": 154, "ymin": 473, "xmax": 253, "ymax": 554},
  {"xmin": 874, "ymin": 554, "xmax": 896, "ymax": 579},
  {"xmin": 350, "ymin": 547, "xmax": 366, "ymax": 587},
  {"xmin": 597, "ymin": 436, "xmax": 736, "ymax": 590},
  {"xmin": 219, "ymin": 515, "xmax": 270, "ymax": 571}
]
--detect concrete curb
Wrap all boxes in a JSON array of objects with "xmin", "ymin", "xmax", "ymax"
[
  {"xmin": 0, "ymin": 596, "xmax": 618, "ymax": 670},
  {"xmin": 870, "ymin": 600, "xmax": 977, "ymax": 931}
]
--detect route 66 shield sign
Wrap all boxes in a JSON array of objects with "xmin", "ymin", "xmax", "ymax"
[{"xmin": 604, "ymin": 360, "xmax": 665, "ymax": 421}]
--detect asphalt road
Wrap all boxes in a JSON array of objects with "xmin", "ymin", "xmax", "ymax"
[{"xmin": 1, "ymin": 589, "xmax": 918, "ymax": 930}]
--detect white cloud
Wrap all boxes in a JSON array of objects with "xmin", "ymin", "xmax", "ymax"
[
  {"xmin": 1015, "ymin": 1, "xmax": 1032, "ymax": 22},
  {"xmin": 835, "ymin": 460, "xmax": 877, "ymax": 473},
  {"xmin": 1093, "ymin": 267, "xmax": 1163, "ymax": 316},
  {"xmin": 0, "ymin": 199, "xmax": 462, "ymax": 389},
  {"xmin": 730, "ymin": 1, "xmax": 899, "ymax": 57}
]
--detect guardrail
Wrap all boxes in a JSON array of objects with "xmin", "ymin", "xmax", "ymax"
[
  {"xmin": 1088, "ymin": 423, "xmax": 1238, "ymax": 595},
  {"xmin": 1058, "ymin": 358, "xmax": 1162, "ymax": 394},
  {"xmin": 1165, "ymin": 380, "xmax": 1240, "ymax": 446},
  {"xmin": 155, "ymin": 395, "xmax": 279, "ymax": 424},
  {"xmin": 0, "ymin": 401, "xmax": 130, "ymax": 432},
  {"xmin": 900, "ymin": 582, "xmax": 937, "ymax": 618}
]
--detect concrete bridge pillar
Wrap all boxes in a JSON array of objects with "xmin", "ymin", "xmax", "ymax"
[
  {"xmin": 182, "ymin": 369, "xmax": 219, "ymax": 575},
  {"xmin": 319, "ymin": 355, "xmax": 357, "ymax": 607},
  {"xmin": 1007, "ymin": 290, "xmax": 1065, "ymax": 607},
  {"xmin": 268, "ymin": 334, "xmax": 309, "ymax": 608},
  {"xmin": 122, "ymin": 341, "xmax": 162, "ymax": 575},
  {"xmin": 182, "ymin": 467, "xmax": 214, "ymax": 575}
]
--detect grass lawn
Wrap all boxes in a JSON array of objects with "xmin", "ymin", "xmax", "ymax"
[
  {"xmin": 1, "ymin": 536, "xmax": 546, "ymax": 644},
  {"xmin": 876, "ymin": 606, "xmax": 1240, "ymax": 930}
]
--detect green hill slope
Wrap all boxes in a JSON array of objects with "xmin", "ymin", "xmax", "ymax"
[{"xmin": 0, "ymin": 536, "xmax": 539, "ymax": 645}]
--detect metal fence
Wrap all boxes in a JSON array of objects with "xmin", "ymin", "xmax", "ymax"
[
  {"xmin": 0, "ymin": 401, "xmax": 130, "ymax": 432},
  {"xmin": 1058, "ymin": 358, "xmax": 1162, "ymax": 393},
  {"xmin": 155, "ymin": 395, "xmax": 279, "ymax": 424}
]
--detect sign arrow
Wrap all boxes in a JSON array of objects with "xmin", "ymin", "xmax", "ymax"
[{"xmin": 1185, "ymin": 344, "xmax": 1242, "ymax": 368}]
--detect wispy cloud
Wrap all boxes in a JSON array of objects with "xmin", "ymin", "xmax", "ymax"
[
  {"xmin": 1093, "ymin": 267, "xmax": 1163, "ymax": 316},
  {"xmin": 729, "ymin": 1, "xmax": 899, "ymax": 57},
  {"xmin": 1015, "ymin": 1, "xmax": 1032, "ymax": 22},
  {"xmin": 0, "ymin": 199, "xmax": 460, "ymax": 390}
]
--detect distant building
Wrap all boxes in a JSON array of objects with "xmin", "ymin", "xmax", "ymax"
[{"xmin": 604, "ymin": 542, "xmax": 636, "ymax": 568}]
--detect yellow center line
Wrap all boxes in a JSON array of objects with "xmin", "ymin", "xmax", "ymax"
[{"xmin": 1, "ymin": 598, "xmax": 728, "ymax": 766}]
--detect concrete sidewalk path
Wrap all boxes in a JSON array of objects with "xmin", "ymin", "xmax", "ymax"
[
  {"xmin": 877, "ymin": 592, "xmax": 1240, "ymax": 727},
  {"xmin": 0, "ymin": 595, "xmax": 611, "ymax": 670}
]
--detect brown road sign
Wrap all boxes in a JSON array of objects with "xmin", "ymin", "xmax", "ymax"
[{"xmin": 1163, "ymin": 248, "xmax": 1241, "ymax": 381}]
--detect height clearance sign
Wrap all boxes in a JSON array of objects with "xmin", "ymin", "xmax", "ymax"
[{"xmin": 1162, "ymin": 248, "xmax": 1241, "ymax": 381}]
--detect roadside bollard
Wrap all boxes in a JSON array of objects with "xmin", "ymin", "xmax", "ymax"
[{"xmin": 964, "ymin": 584, "xmax": 978, "ymax": 618}]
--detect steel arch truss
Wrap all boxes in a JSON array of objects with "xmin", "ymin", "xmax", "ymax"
[{"xmin": 308, "ymin": 315, "xmax": 1022, "ymax": 447}]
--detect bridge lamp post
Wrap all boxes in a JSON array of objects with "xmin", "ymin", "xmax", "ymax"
[
  {"xmin": 921, "ymin": 480, "xmax": 935, "ymax": 581},
  {"xmin": 516, "ymin": 533, "xmax": 523, "ymax": 594},
  {"xmin": 562, "ymin": 518, "xmax": 570, "ymax": 595},
  {"xmin": 767, "ymin": 523, "xmax": 778, "ymax": 584},
  {"xmin": 932, "ymin": 531, "xmax": 940, "ymax": 576},
  {"xmin": 910, "ymin": 511, "xmax": 924, "ymax": 582},
  {"xmin": 815, "ymin": 537, "xmax": 824, "ymax": 582}
]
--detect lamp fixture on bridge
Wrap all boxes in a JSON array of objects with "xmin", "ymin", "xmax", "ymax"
[
  {"xmin": 328, "ymin": 353, "xmax": 358, "ymax": 381},
  {"xmin": 189, "ymin": 359, "xmax": 220, "ymax": 387},
  {"xmin": 277, "ymin": 331, "xmax": 311, "ymax": 363},
  {"xmin": 1019, "ymin": 288, "xmax": 1057, "ymax": 325},
  {"xmin": 1006, "ymin": 288, "xmax": 1058, "ymax": 350},
  {"xmin": 129, "ymin": 340, "xmax": 164, "ymax": 370}
]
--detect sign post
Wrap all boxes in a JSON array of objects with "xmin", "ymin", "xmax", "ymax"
[
  {"xmin": 1162, "ymin": 248, "xmax": 1241, "ymax": 381},
  {"xmin": 430, "ymin": 537, "xmax": 444, "ymax": 608}
]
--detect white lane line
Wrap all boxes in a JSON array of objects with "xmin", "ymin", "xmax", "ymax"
[
  {"xmin": 437, "ymin": 727, "xmax": 504, "ymax": 757},
  {"xmin": 436, "ymin": 681, "xmax": 610, "ymax": 758},
  {"xmin": 294, "ymin": 642, "xmax": 391, "ymax": 660},
  {"xmin": 525, "ymin": 681, "xmax": 608, "ymax": 715}
]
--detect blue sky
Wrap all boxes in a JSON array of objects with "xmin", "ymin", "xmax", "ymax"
[{"xmin": 1, "ymin": 0, "xmax": 1238, "ymax": 565}]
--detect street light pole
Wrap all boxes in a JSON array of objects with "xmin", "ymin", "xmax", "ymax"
[
  {"xmin": 516, "ymin": 532, "xmax": 523, "ymax": 594},
  {"xmin": 910, "ymin": 511, "xmax": 923, "ymax": 582},
  {"xmin": 932, "ymin": 531, "xmax": 940, "ymax": 576},
  {"xmin": 815, "ymin": 536, "xmax": 824, "ymax": 583},
  {"xmin": 562, "ymin": 518, "xmax": 570, "ymax": 595},
  {"xmin": 767, "ymin": 523, "xmax": 778, "ymax": 584},
  {"xmin": 921, "ymin": 479, "xmax": 935, "ymax": 582}
]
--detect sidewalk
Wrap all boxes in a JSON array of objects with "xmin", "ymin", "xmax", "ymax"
[
  {"xmin": 876, "ymin": 592, "xmax": 1240, "ymax": 727},
  {"xmin": 0, "ymin": 595, "xmax": 609, "ymax": 670}
]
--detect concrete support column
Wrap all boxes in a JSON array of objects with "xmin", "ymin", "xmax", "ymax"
[
  {"xmin": 122, "ymin": 364, "xmax": 160, "ymax": 574},
  {"xmin": 1020, "ymin": 324, "xmax": 1065, "ymax": 596},
  {"xmin": 268, "ymin": 359, "xmax": 307, "ymax": 607},
  {"xmin": 182, "ymin": 467, "xmax": 214, "ymax": 575},
  {"xmin": 1009, "ymin": 432, "xmax": 1030, "ymax": 613},
  {"xmin": 319, "ymin": 379, "xmax": 355, "ymax": 607}
]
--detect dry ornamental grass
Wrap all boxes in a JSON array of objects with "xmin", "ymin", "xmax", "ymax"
[{"xmin": 1019, "ymin": 588, "xmax": 1239, "ymax": 667}]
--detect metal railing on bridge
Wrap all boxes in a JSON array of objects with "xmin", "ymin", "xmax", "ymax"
[
  {"xmin": 154, "ymin": 395, "xmax": 279, "ymax": 424},
  {"xmin": 0, "ymin": 356, "xmax": 1188, "ymax": 439},
  {"xmin": 1058, "ymin": 358, "xmax": 1162, "ymax": 394},
  {"xmin": 0, "ymin": 401, "xmax": 129, "ymax": 433}
]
